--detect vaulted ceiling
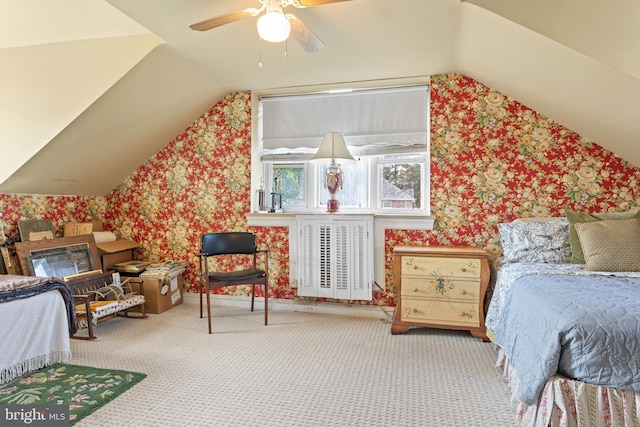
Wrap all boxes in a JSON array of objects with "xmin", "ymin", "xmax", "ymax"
[{"xmin": 2, "ymin": 0, "xmax": 639, "ymax": 196}]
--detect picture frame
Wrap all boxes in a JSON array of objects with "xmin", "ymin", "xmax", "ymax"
[
  {"xmin": 15, "ymin": 234, "xmax": 102, "ymax": 277},
  {"xmin": 25, "ymin": 244, "xmax": 95, "ymax": 278},
  {"xmin": 17, "ymin": 219, "xmax": 55, "ymax": 242}
]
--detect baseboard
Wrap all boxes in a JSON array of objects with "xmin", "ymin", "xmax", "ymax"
[{"xmin": 184, "ymin": 293, "xmax": 393, "ymax": 321}]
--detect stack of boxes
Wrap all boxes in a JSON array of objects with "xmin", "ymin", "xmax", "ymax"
[
  {"xmin": 63, "ymin": 222, "xmax": 183, "ymax": 314},
  {"xmin": 63, "ymin": 221, "xmax": 139, "ymax": 270},
  {"xmin": 110, "ymin": 261, "xmax": 184, "ymax": 314}
]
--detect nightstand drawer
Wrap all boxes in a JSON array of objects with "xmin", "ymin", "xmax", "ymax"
[
  {"xmin": 400, "ymin": 277, "xmax": 479, "ymax": 301},
  {"xmin": 401, "ymin": 256, "xmax": 481, "ymax": 279},
  {"xmin": 400, "ymin": 298, "xmax": 480, "ymax": 327}
]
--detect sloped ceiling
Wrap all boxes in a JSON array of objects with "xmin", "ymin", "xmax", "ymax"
[
  {"xmin": 1, "ymin": 0, "xmax": 638, "ymax": 196},
  {"xmin": 0, "ymin": 0, "xmax": 163, "ymax": 194},
  {"xmin": 459, "ymin": 0, "xmax": 640, "ymax": 171}
]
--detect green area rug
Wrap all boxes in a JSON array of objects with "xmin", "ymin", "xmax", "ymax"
[{"xmin": 0, "ymin": 363, "xmax": 146, "ymax": 425}]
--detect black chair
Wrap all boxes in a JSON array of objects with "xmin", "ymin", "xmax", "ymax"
[{"xmin": 198, "ymin": 232, "xmax": 269, "ymax": 333}]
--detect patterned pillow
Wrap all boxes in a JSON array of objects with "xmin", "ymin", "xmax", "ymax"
[
  {"xmin": 574, "ymin": 218, "xmax": 640, "ymax": 272},
  {"xmin": 565, "ymin": 207, "xmax": 640, "ymax": 264},
  {"xmin": 498, "ymin": 218, "xmax": 571, "ymax": 263}
]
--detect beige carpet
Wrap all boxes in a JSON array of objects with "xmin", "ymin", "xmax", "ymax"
[{"xmin": 70, "ymin": 296, "xmax": 516, "ymax": 427}]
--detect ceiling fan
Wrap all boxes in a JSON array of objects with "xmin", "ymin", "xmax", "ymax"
[{"xmin": 189, "ymin": 0, "xmax": 352, "ymax": 53}]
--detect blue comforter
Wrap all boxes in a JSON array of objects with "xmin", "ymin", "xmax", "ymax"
[{"xmin": 491, "ymin": 273, "xmax": 640, "ymax": 405}]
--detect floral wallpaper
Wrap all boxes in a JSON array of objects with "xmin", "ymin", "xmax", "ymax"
[
  {"xmin": 383, "ymin": 73, "xmax": 640, "ymax": 300},
  {"xmin": 103, "ymin": 92, "xmax": 290, "ymax": 299},
  {"xmin": 2, "ymin": 74, "xmax": 639, "ymax": 308},
  {"xmin": 0, "ymin": 194, "xmax": 107, "ymax": 240}
]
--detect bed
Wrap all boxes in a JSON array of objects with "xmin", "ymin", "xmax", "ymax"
[
  {"xmin": 487, "ymin": 213, "xmax": 640, "ymax": 426},
  {"xmin": 0, "ymin": 275, "xmax": 77, "ymax": 384}
]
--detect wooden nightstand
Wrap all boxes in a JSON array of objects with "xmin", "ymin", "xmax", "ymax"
[{"xmin": 391, "ymin": 246, "xmax": 490, "ymax": 341}]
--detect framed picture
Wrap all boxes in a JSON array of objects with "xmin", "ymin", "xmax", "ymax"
[
  {"xmin": 26, "ymin": 243, "xmax": 95, "ymax": 278},
  {"xmin": 15, "ymin": 234, "xmax": 102, "ymax": 277},
  {"xmin": 17, "ymin": 219, "xmax": 55, "ymax": 241}
]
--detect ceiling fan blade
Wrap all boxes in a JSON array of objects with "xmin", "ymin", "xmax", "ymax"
[
  {"xmin": 298, "ymin": 0, "xmax": 353, "ymax": 6},
  {"xmin": 288, "ymin": 15, "xmax": 325, "ymax": 52},
  {"xmin": 189, "ymin": 8, "xmax": 256, "ymax": 32}
]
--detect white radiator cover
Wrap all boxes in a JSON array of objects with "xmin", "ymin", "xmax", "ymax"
[{"xmin": 297, "ymin": 215, "xmax": 373, "ymax": 300}]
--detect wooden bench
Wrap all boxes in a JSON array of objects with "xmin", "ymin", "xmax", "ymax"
[{"xmin": 67, "ymin": 271, "xmax": 147, "ymax": 340}]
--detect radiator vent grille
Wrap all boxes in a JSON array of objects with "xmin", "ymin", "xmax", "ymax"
[{"xmin": 297, "ymin": 216, "xmax": 373, "ymax": 300}]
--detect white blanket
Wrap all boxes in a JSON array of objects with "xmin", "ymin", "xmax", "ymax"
[{"xmin": 0, "ymin": 290, "xmax": 71, "ymax": 384}]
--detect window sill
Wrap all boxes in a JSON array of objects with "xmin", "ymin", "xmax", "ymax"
[
  {"xmin": 246, "ymin": 213, "xmax": 296, "ymax": 227},
  {"xmin": 247, "ymin": 212, "xmax": 434, "ymax": 230}
]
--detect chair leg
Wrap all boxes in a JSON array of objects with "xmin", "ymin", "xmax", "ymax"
[
  {"xmin": 206, "ymin": 284, "xmax": 212, "ymax": 334},
  {"xmin": 251, "ymin": 284, "xmax": 256, "ymax": 312},
  {"xmin": 79, "ymin": 297, "xmax": 96, "ymax": 339},
  {"xmin": 264, "ymin": 283, "xmax": 268, "ymax": 326},
  {"xmin": 199, "ymin": 281, "xmax": 203, "ymax": 319}
]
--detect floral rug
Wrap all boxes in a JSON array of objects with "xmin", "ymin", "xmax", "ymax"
[{"xmin": 0, "ymin": 363, "xmax": 146, "ymax": 425}]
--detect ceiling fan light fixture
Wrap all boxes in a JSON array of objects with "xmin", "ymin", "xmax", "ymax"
[{"xmin": 257, "ymin": 10, "xmax": 291, "ymax": 43}]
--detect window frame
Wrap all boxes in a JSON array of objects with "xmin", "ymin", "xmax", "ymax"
[
  {"xmin": 250, "ymin": 78, "xmax": 432, "ymax": 216},
  {"xmin": 375, "ymin": 153, "xmax": 428, "ymax": 214},
  {"xmin": 265, "ymin": 163, "xmax": 309, "ymax": 209},
  {"xmin": 262, "ymin": 153, "xmax": 429, "ymax": 215}
]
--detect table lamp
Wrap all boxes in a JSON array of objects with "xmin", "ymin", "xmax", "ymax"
[{"xmin": 311, "ymin": 132, "xmax": 356, "ymax": 213}]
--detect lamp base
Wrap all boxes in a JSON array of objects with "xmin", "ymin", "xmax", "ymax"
[{"xmin": 325, "ymin": 164, "xmax": 343, "ymax": 213}]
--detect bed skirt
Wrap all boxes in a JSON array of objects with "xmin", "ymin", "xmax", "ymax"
[{"xmin": 496, "ymin": 348, "xmax": 640, "ymax": 427}]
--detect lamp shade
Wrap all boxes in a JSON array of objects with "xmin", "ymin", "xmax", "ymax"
[
  {"xmin": 257, "ymin": 10, "xmax": 291, "ymax": 43},
  {"xmin": 311, "ymin": 132, "xmax": 356, "ymax": 164}
]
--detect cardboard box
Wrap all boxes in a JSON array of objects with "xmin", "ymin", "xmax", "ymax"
[
  {"xmin": 131, "ymin": 274, "xmax": 183, "ymax": 314},
  {"xmin": 63, "ymin": 221, "xmax": 103, "ymax": 237},
  {"xmin": 97, "ymin": 239, "xmax": 140, "ymax": 270}
]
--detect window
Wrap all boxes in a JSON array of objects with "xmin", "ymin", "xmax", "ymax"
[
  {"xmin": 256, "ymin": 84, "xmax": 430, "ymax": 214},
  {"xmin": 319, "ymin": 160, "xmax": 368, "ymax": 209},
  {"xmin": 378, "ymin": 154, "xmax": 425, "ymax": 210},
  {"xmin": 272, "ymin": 164, "xmax": 305, "ymax": 207},
  {"xmin": 263, "ymin": 153, "xmax": 427, "ymax": 213}
]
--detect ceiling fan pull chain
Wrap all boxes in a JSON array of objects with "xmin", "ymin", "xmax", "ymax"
[{"xmin": 259, "ymin": 38, "xmax": 264, "ymax": 68}]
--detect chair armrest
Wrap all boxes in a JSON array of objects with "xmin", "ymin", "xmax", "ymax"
[
  {"xmin": 126, "ymin": 278, "xmax": 145, "ymax": 296},
  {"xmin": 72, "ymin": 293, "xmax": 98, "ymax": 302},
  {"xmin": 255, "ymin": 248, "xmax": 269, "ymax": 271},
  {"xmin": 71, "ymin": 293, "xmax": 95, "ymax": 339},
  {"xmin": 199, "ymin": 252, "xmax": 210, "ymax": 278},
  {"xmin": 258, "ymin": 249, "xmax": 269, "ymax": 261},
  {"xmin": 72, "ymin": 295, "xmax": 91, "ymax": 319}
]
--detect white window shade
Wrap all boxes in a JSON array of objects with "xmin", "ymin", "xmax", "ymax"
[{"xmin": 261, "ymin": 85, "xmax": 428, "ymax": 160}]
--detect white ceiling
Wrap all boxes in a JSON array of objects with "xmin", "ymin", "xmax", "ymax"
[{"xmin": 1, "ymin": 0, "xmax": 639, "ymax": 196}]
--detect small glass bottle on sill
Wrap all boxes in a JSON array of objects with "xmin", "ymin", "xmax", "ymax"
[{"xmin": 257, "ymin": 180, "xmax": 267, "ymax": 212}]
